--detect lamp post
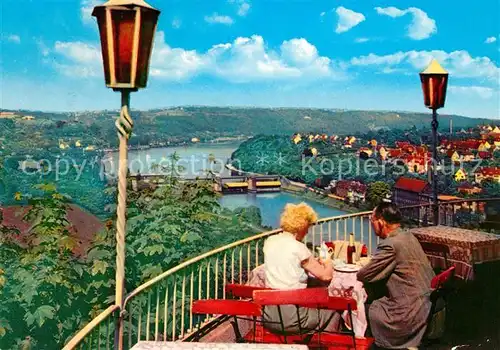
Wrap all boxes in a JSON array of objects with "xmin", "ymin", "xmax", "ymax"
[
  {"xmin": 420, "ymin": 59, "xmax": 449, "ymax": 225},
  {"xmin": 92, "ymin": 1, "xmax": 160, "ymax": 348}
]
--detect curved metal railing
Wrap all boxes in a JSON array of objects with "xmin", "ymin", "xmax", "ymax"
[
  {"xmin": 63, "ymin": 210, "xmax": 373, "ymax": 349},
  {"xmin": 63, "ymin": 197, "xmax": 500, "ymax": 349}
]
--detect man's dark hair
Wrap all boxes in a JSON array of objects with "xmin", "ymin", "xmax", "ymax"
[{"xmin": 374, "ymin": 202, "xmax": 402, "ymax": 224}]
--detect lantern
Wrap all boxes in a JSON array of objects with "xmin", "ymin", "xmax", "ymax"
[
  {"xmin": 92, "ymin": 0, "xmax": 160, "ymax": 90},
  {"xmin": 419, "ymin": 59, "xmax": 449, "ymax": 110}
]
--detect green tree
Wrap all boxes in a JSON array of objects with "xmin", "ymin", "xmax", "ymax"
[{"xmin": 366, "ymin": 181, "xmax": 391, "ymax": 207}]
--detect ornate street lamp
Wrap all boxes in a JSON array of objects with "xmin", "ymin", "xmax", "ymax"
[
  {"xmin": 420, "ymin": 59, "xmax": 449, "ymax": 225},
  {"xmin": 92, "ymin": 0, "xmax": 160, "ymax": 347}
]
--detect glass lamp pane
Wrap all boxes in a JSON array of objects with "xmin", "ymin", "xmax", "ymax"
[
  {"xmin": 112, "ymin": 9, "xmax": 136, "ymax": 84},
  {"xmin": 95, "ymin": 12, "xmax": 111, "ymax": 85},
  {"xmin": 136, "ymin": 10, "xmax": 159, "ymax": 88}
]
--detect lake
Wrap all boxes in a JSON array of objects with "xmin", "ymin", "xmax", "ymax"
[{"xmin": 108, "ymin": 143, "xmax": 356, "ymax": 229}]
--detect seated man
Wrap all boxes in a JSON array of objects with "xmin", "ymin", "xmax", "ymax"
[{"xmin": 357, "ymin": 203, "xmax": 435, "ymax": 349}]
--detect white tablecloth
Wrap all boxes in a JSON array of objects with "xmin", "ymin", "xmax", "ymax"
[{"xmin": 328, "ymin": 268, "xmax": 368, "ymax": 337}]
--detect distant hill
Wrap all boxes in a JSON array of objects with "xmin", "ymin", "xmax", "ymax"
[{"xmin": 1, "ymin": 107, "xmax": 493, "ymax": 148}]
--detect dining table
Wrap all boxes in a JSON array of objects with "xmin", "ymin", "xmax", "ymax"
[{"xmin": 410, "ymin": 226, "xmax": 500, "ymax": 280}]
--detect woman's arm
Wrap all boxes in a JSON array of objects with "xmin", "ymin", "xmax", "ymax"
[{"xmin": 301, "ymin": 257, "xmax": 333, "ymax": 281}]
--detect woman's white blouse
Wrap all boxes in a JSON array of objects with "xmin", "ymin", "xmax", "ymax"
[{"xmin": 263, "ymin": 232, "xmax": 312, "ymax": 290}]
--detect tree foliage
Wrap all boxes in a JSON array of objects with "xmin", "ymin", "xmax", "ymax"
[
  {"xmin": 366, "ymin": 181, "xmax": 391, "ymax": 207},
  {"xmin": 0, "ymin": 176, "xmax": 264, "ymax": 349}
]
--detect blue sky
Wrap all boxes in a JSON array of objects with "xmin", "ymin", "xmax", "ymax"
[{"xmin": 1, "ymin": 0, "xmax": 499, "ymax": 118}]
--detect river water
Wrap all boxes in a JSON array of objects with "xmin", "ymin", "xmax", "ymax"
[{"xmin": 108, "ymin": 143, "xmax": 351, "ymax": 229}]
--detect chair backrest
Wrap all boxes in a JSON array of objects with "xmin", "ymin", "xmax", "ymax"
[
  {"xmin": 322, "ymin": 296, "xmax": 358, "ymax": 312},
  {"xmin": 253, "ymin": 287, "xmax": 329, "ymax": 307},
  {"xmin": 431, "ymin": 265, "xmax": 456, "ymax": 289},
  {"xmin": 192, "ymin": 299, "xmax": 262, "ymax": 317},
  {"xmin": 225, "ymin": 284, "xmax": 271, "ymax": 299},
  {"xmin": 420, "ymin": 241, "xmax": 450, "ymax": 255}
]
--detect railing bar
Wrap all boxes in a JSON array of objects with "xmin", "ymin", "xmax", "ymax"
[
  {"xmin": 96, "ymin": 322, "xmax": 101, "ymax": 350},
  {"xmin": 127, "ymin": 303, "xmax": 132, "ymax": 348},
  {"xmin": 223, "ymin": 253, "xmax": 227, "ymax": 299},
  {"xmin": 181, "ymin": 274, "xmax": 186, "ymax": 339},
  {"xmin": 231, "ymin": 250, "xmax": 235, "ymax": 284},
  {"xmin": 352, "ymin": 217, "xmax": 355, "ymax": 239},
  {"xmin": 172, "ymin": 279, "xmax": 177, "ymax": 341},
  {"xmin": 215, "ymin": 257, "xmax": 220, "ymax": 299},
  {"xmin": 189, "ymin": 269, "xmax": 194, "ymax": 332},
  {"xmin": 360, "ymin": 216, "xmax": 364, "ymax": 248},
  {"xmin": 106, "ymin": 310, "xmax": 111, "ymax": 350},
  {"xmin": 312, "ymin": 225, "xmax": 316, "ymax": 252},
  {"xmin": 254, "ymin": 242, "xmax": 259, "ymax": 272},
  {"xmin": 369, "ymin": 218, "xmax": 372, "ymax": 256},
  {"xmin": 155, "ymin": 286, "xmax": 160, "ymax": 341},
  {"xmin": 336, "ymin": 220, "xmax": 339, "ymax": 241},
  {"xmin": 239, "ymin": 246, "xmax": 243, "ymax": 284},
  {"xmin": 247, "ymin": 244, "xmax": 251, "ymax": 283},
  {"xmin": 320, "ymin": 223, "xmax": 324, "ymax": 247},
  {"xmin": 328, "ymin": 221, "xmax": 332, "ymax": 242},
  {"xmin": 87, "ymin": 331, "xmax": 91, "ymax": 350},
  {"xmin": 137, "ymin": 299, "xmax": 142, "ymax": 343},
  {"xmin": 344, "ymin": 218, "xmax": 347, "ymax": 241},
  {"xmin": 163, "ymin": 280, "xmax": 169, "ymax": 341},
  {"xmin": 198, "ymin": 264, "xmax": 203, "ymax": 301},
  {"xmin": 146, "ymin": 291, "xmax": 151, "ymax": 341},
  {"xmin": 206, "ymin": 260, "xmax": 210, "ymax": 322}
]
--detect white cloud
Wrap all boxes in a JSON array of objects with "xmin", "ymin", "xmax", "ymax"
[
  {"xmin": 80, "ymin": 0, "xmax": 101, "ymax": 25},
  {"xmin": 335, "ymin": 7, "xmax": 365, "ymax": 33},
  {"xmin": 172, "ymin": 18, "xmax": 182, "ymax": 29},
  {"xmin": 350, "ymin": 50, "xmax": 500, "ymax": 81},
  {"xmin": 52, "ymin": 41, "xmax": 101, "ymax": 77},
  {"xmin": 7, "ymin": 34, "xmax": 21, "ymax": 44},
  {"xmin": 320, "ymin": 12, "xmax": 326, "ymax": 17},
  {"xmin": 150, "ymin": 32, "xmax": 207, "ymax": 81},
  {"xmin": 205, "ymin": 13, "xmax": 234, "ymax": 25},
  {"xmin": 51, "ymin": 33, "xmax": 344, "ymax": 83},
  {"xmin": 355, "ymin": 37, "xmax": 369, "ymax": 43},
  {"xmin": 375, "ymin": 6, "xmax": 436, "ymax": 40},
  {"xmin": 485, "ymin": 36, "xmax": 497, "ymax": 44},
  {"xmin": 449, "ymin": 86, "xmax": 497, "ymax": 99},
  {"xmin": 238, "ymin": 2, "xmax": 250, "ymax": 16}
]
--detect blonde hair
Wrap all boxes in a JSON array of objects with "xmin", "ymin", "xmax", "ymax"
[{"xmin": 280, "ymin": 202, "xmax": 318, "ymax": 235}]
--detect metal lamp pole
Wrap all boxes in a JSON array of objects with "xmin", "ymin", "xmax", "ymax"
[
  {"xmin": 431, "ymin": 108, "xmax": 439, "ymax": 225},
  {"xmin": 115, "ymin": 89, "xmax": 133, "ymax": 325},
  {"xmin": 420, "ymin": 59, "xmax": 449, "ymax": 226},
  {"xmin": 91, "ymin": 1, "xmax": 160, "ymax": 348}
]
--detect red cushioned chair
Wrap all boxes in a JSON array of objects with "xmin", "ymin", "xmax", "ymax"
[
  {"xmin": 424, "ymin": 265, "xmax": 456, "ymax": 342},
  {"xmin": 252, "ymin": 288, "xmax": 374, "ymax": 349},
  {"xmin": 225, "ymin": 283, "xmax": 271, "ymax": 299},
  {"xmin": 192, "ymin": 299, "xmax": 262, "ymax": 343}
]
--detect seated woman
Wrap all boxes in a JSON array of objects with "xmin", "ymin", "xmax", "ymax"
[{"xmin": 262, "ymin": 202, "xmax": 338, "ymax": 334}]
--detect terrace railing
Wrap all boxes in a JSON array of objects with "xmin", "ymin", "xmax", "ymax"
[
  {"xmin": 63, "ymin": 211, "xmax": 373, "ymax": 349},
  {"xmin": 63, "ymin": 198, "xmax": 500, "ymax": 349}
]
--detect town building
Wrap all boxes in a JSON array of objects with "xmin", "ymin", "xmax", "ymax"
[
  {"xmin": 454, "ymin": 168, "xmax": 468, "ymax": 182},
  {"xmin": 457, "ymin": 182, "xmax": 482, "ymax": 195},
  {"xmin": 332, "ymin": 180, "xmax": 367, "ymax": 203},
  {"xmin": 475, "ymin": 167, "xmax": 500, "ymax": 183},
  {"xmin": 392, "ymin": 177, "xmax": 431, "ymax": 206}
]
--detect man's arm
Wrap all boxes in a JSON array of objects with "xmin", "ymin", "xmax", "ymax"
[{"xmin": 357, "ymin": 242, "xmax": 396, "ymax": 283}]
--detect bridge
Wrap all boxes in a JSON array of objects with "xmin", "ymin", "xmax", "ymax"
[
  {"xmin": 128, "ymin": 173, "xmax": 282, "ymax": 193},
  {"xmin": 214, "ymin": 175, "xmax": 282, "ymax": 193}
]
